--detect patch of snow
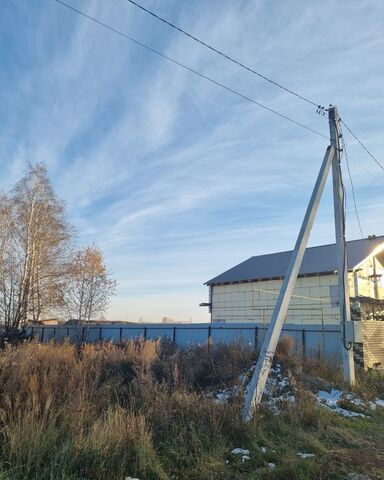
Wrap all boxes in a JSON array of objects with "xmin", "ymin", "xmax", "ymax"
[
  {"xmin": 261, "ymin": 363, "xmax": 295, "ymax": 413},
  {"xmin": 241, "ymin": 455, "xmax": 250, "ymax": 463},
  {"xmin": 345, "ymin": 473, "xmax": 372, "ymax": 480},
  {"xmin": 215, "ymin": 389, "xmax": 232, "ymax": 403},
  {"xmin": 344, "ymin": 393, "xmax": 365, "ymax": 407},
  {"xmin": 260, "ymin": 446, "xmax": 267, "ymax": 454},
  {"xmin": 337, "ymin": 408, "xmax": 365, "ymax": 418},
  {"xmin": 297, "ymin": 452, "xmax": 315, "ymax": 459},
  {"xmin": 368, "ymin": 398, "xmax": 384, "ymax": 410},
  {"xmin": 231, "ymin": 448, "xmax": 249, "ymax": 456},
  {"xmin": 267, "ymin": 462, "xmax": 276, "ymax": 469},
  {"xmin": 317, "ymin": 389, "xmax": 365, "ymax": 418},
  {"xmin": 317, "ymin": 388, "xmax": 343, "ymax": 408}
]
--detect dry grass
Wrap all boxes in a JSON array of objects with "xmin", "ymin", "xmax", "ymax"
[{"xmin": 0, "ymin": 339, "xmax": 383, "ymax": 480}]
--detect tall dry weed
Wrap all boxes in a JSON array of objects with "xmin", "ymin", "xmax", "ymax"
[{"xmin": 0, "ymin": 340, "xmax": 254, "ymax": 479}]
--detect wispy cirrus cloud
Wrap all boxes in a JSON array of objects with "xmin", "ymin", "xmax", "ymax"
[{"xmin": 1, "ymin": 0, "xmax": 383, "ymax": 321}]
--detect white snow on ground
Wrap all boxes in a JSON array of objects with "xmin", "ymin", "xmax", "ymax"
[
  {"xmin": 214, "ymin": 389, "xmax": 232, "ymax": 403},
  {"xmin": 344, "ymin": 393, "xmax": 365, "ymax": 407},
  {"xmin": 316, "ymin": 389, "xmax": 365, "ymax": 417},
  {"xmin": 230, "ymin": 448, "xmax": 250, "ymax": 463},
  {"xmin": 262, "ymin": 363, "xmax": 294, "ymax": 413},
  {"xmin": 230, "ymin": 448, "xmax": 249, "ymax": 456},
  {"xmin": 297, "ymin": 453, "xmax": 315, "ymax": 459},
  {"xmin": 212, "ymin": 361, "xmax": 384, "ymax": 419},
  {"xmin": 214, "ymin": 363, "xmax": 293, "ymax": 413},
  {"xmin": 316, "ymin": 389, "xmax": 384, "ymax": 418}
]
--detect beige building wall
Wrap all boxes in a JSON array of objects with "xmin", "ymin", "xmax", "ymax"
[
  {"xmin": 212, "ymin": 255, "xmax": 384, "ymax": 325},
  {"xmin": 212, "ymin": 274, "xmax": 341, "ymax": 325}
]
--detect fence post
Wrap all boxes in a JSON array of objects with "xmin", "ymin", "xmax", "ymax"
[
  {"xmin": 254, "ymin": 326, "xmax": 258, "ymax": 351},
  {"xmin": 172, "ymin": 326, "xmax": 176, "ymax": 343},
  {"xmin": 207, "ymin": 325, "xmax": 212, "ymax": 352},
  {"xmin": 143, "ymin": 327, "xmax": 147, "ymax": 340},
  {"xmin": 321, "ymin": 309, "xmax": 325, "ymax": 357},
  {"xmin": 302, "ymin": 329, "xmax": 306, "ymax": 358}
]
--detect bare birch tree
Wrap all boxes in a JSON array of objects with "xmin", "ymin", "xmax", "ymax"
[
  {"xmin": 61, "ymin": 246, "xmax": 116, "ymax": 323},
  {"xmin": 0, "ymin": 164, "xmax": 71, "ymax": 332}
]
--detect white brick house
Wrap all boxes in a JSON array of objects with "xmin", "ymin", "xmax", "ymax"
[{"xmin": 205, "ymin": 236, "xmax": 384, "ymax": 326}]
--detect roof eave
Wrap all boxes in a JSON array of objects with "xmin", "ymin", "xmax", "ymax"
[
  {"xmin": 205, "ymin": 269, "xmax": 345, "ymax": 286},
  {"xmin": 352, "ymin": 241, "xmax": 384, "ymax": 271}
]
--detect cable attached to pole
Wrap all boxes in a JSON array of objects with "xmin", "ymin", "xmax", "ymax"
[
  {"xmin": 126, "ymin": 0, "xmax": 323, "ymax": 109},
  {"xmin": 54, "ymin": 0, "xmax": 328, "ymax": 139},
  {"xmin": 339, "ymin": 124, "xmax": 364, "ymax": 239},
  {"xmin": 340, "ymin": 119, "xmax": 384, "ymax": 171}
]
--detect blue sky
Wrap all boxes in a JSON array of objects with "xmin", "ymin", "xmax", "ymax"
[{"xmin": 1, "ymin": 0, "xmax": 383, "ymax": 322}]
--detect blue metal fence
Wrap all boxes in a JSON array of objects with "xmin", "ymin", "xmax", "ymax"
[{"xmin": 27, "ymin": 322, "xmax": 343, "ymax": 360}]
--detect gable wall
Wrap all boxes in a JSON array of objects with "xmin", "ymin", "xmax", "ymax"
[
  {"xmin": 211, "ymin": 274, "xmax": 343, "ymax": 324},
  {"xmin": 354, "ymin": 256, "xmax": 384, "ymax": 299}
]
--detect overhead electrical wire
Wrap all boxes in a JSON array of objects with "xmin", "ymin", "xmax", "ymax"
[
  {"xmin": 55, "ymin": 0, "xmax": 383, "ymax": 193},
  {"xmin": 340, "ymin": 124, "xmax": 364, "ymax": 238},
  {"xmin": 127, "ymin": 0, "xmax": 384, "ymax": 178},
  {"xmin": 126, "ymin": 0, "xmax": 321, "ymax": 109},
  {"xmin": 347, "ymin": 154, "xmax": 382, "ymax": 181},
  {"xmin": 54, "ymin": 0, "xmax": 328, "ymax": 140},
  {"xmin": 340, "ymin": 118, "xmax": 384, "ymax": 171}
]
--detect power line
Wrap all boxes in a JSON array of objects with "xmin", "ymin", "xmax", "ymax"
[
  {"xmin": 55, "ymin": 0, "xmax": 328, "ymax": 140},
  {"xmin": 340, "ymin": 125, "xmax": 364, "ymax": 238},
  {"xmin": 348, "ymin": 154, "xmax": 382, "ymax": 182},
  {"xmin": 126, "ymin": 0, "xmax": 322, "ymax": 109},
  {"xmin": 340, "ymin": 118, "xmax": 384, "ymax": 171}
]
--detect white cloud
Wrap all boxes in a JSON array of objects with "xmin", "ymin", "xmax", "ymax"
[{"xmin": 1, "ymin": 0, "xmax": 383, "ymax": 321}]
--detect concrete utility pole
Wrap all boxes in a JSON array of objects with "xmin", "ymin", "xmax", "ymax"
[
  {"xmin": 242, "ymin": 105, "xmax": 355, "ymax": 421},
  {"xmin": 328, "ymin": 105, "xmax": 355, "ymax": 385},
  {"xmin": 242, "ymin": 144, "xmax": 335, "ymax": 421}
]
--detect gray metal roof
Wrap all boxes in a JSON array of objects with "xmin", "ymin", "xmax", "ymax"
[{"xmin": 206, "ymin": 236, "xmax": 384, "ymax": 285}]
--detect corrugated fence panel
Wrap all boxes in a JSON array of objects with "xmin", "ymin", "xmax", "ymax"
[
  {"xmin": 211, "ymin": 325, "xmax": 256, "ymax": 348},
  {"xmin": 26, "ymin": 323, "xmax": 344, "ymax": 362},
  {"xmin": 55, "ymin": 328, "xmax": 70, "ymax": 342},
  {"xmin": 86, "ymin": 327, "xmax": 101, "ymax": 342},
  {"xmin": 322, "ymin": 330, "xmax": 342, "ymax": 359},
  {"xmin": 101, "ymin": 328, "xmax": 121, "ymax": 342},
  {"xmin": 280, "ymin": 329, "xmax": 304, "ymax": 355},
  {"xmin": 121, "ymin": 328, "xmax": 146, "ymax": 340},
  {"xmin": 145, "ymin": 327, "xmax": 174, "ymax": 341},
  {"xmin": 42, "ymin": 327, "xmax": 56, "ymax": 341},
  {"xmin": 174, "ymin": 326, "xmax": 208, "ymax": 346}
]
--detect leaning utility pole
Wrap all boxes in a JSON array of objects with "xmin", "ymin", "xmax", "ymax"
[{"xmin": 242, "ymin": 106, "xmax": 355, "ymax": 422}]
